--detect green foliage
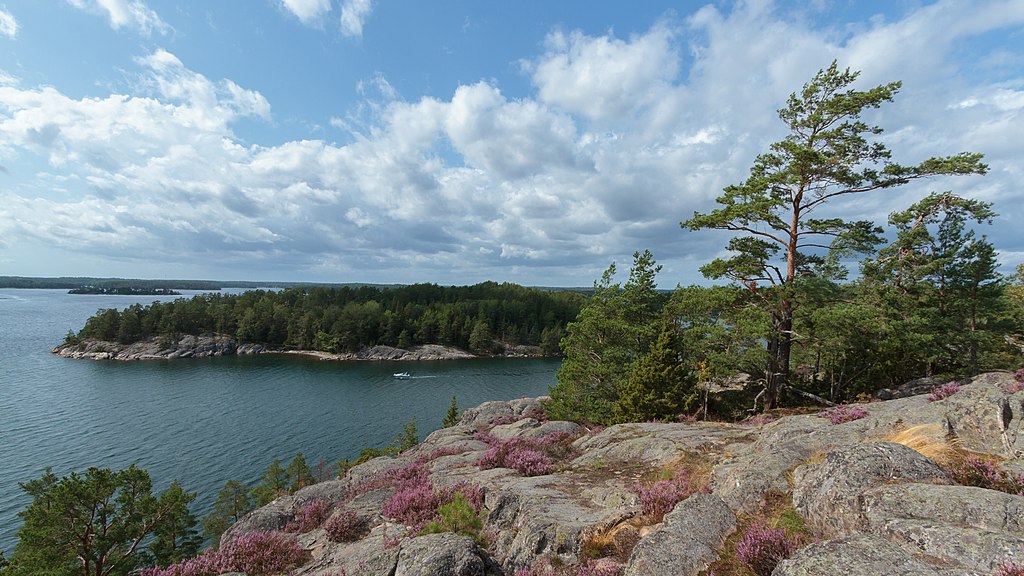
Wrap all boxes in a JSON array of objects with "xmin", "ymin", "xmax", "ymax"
[
  {"xmin": 286, "ymin": 453, "xmax": 315, "ymax": 492},
  {"xmin": 148, "ymin": 481, "xmax": 202, "ymax": 567},
  {"xmin": 8, "ymin": 465, "xmax": 192, "ymax": 576},
  {"xmin": 546, "ymin": 250, "xmax": 667, "ymax": 424},
  {"xmin": 202, "ymin": 479, "xmax": 253, "ymax": 549},
  {"xmin": 419, "ymin": 493, "xmax": 487, "ymax": 547},
  {"xmin": 70, "ymin": 282, "xmax": 585, "ymax": 354},
  {"xmin": 615, "ymin": 318, "xmax": 699, "ymax": 423},
  {"xmin": 684, "ymin": 61, "xmax": 986, "ymax": 409},
  {"xmin": 442, "ymin": 396, "xmax": 460, "ymax": 428},
  {"xmin": 251, "ymin": 459, "xmax": 289, "ymax": 507},
  {"xmin": 394, "ymin": 418, "xmax": 419, "ymax": 453}
]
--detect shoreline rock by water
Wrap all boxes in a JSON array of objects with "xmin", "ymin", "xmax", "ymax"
[
  {"xmin": 51, "ymin": 335, "xmax": 541, "ymax": 362},
  {"xmin": 217, "ymin": 371, "xmax": 1024, "ymax": 575}
]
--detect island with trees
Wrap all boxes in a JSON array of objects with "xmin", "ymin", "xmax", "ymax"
[{"xmin": 56, "ymin": 281, "xmax": 587, "ymax": 359}]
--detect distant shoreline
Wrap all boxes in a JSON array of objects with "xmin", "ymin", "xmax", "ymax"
[{"xmin": 52, "ymin": 335, "xmax": 548, "ymax": 362}]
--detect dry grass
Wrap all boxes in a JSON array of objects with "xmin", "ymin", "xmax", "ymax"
[
  {"xmin": 581, "ymin": 518, "xmax": 645, "ymax": 562},
  {"xmin": 656, "ymin": 451, "xmax": 714, "ymax": 491},
  {"xmin": 878, "ymin": 423, "xmax": 960, "ymax": 466}
]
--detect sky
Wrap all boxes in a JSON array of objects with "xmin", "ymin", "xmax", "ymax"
[{"xmin": 0, "ymin": 0, "xmax": 1022, "ymax": 287}]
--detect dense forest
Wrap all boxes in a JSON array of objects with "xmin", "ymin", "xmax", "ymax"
[{"xmin": 67, "ymin": 282, "xmax": 586, "ymax": 355}]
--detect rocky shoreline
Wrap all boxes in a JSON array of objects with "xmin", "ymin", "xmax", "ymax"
[
  {"xmin": 214, "ymin": 371, "xmax": 1024, "ymax": 575},
  {"xmin": 50, "ymin": 334, "xmax": 544, "ymax": 362}
]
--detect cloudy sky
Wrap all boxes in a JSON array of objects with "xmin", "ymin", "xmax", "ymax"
[{"xmin": 0, "ymin": 1, "xmax": 1022, "ymax": 287}]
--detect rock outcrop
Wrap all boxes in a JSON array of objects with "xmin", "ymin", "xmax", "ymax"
[
  {"xmin": 53, "ymin": 337, "xmax": 480, "ymax": 361},
  {"xmin": 210, "ymin": 371, "xmax": 1024, "ymax": 575}
]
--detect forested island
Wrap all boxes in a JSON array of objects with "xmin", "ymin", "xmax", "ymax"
[{"xmin": 60, "ymin": 282, "xmax": 586, "ymax": 356}]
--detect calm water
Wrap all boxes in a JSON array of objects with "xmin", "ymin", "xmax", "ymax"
[{"xmin": 0, "ymin": 289, "xmax": 558, "ymax": 551}]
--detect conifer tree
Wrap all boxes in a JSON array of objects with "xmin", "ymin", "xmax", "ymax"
[
  {"xmin": 685, "ymin": 61, "xmax": 986, "ymax": 408},
  {"xmin": 615, "ymin": 318, "xmax": 698, "ymax": 423}
]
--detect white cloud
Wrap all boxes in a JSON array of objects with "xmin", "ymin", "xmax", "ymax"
[
  {"xmin": 1, "ymin": 1, "xmax": 1021, "ymax": 286},
  {"xmin": 527, "ymin": 24, "xmax": 679, "ymax": 123},
  {"xmin": 340, "ymin": 0, "xmax": 372, "ymax": 38},
  {"xmin": 280, "ymin": 0, "xmax": 331, "ymax": 25},
  {"xmin": 66, "ymin": 0, "xmax": 169, "ymax": 35},
  {"xmin": 0, "ymin": 7, "xmax": 18, "ymax": 39}
]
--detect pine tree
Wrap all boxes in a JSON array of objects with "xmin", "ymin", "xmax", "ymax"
[
  {"xmin": 442, "ymin": 396, "xmax": 460, "ymax": 427},
  {"xmin": 615, "ymin": 318, "xmax": 698, "ymax": 423},
  {"xmin": 685, "ymin": 62, "xmax": 986, "ymax": 409},
  {"xmin": 286, "ymin": 453, "xmax": 315, "ymax": 492},
  {"xmin": 149, "ymin": 481, "xmax": 202, "ymax": 567},
  {"xmin": 202, "ymin": 479, "xmax": 253, "ymax": 548}
]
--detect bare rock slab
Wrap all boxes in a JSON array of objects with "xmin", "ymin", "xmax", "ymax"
[{"xmin": 624, "ymin": 493, "xmax": 736, "ymax": 576}]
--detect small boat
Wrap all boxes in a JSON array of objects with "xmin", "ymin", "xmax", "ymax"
[{"xmin": 392, "ymin": 372, "xmax": 411, "ymax": 379}]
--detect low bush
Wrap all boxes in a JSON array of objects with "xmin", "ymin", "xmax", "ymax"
[
  {"xmin": 285, "ymin": 499, "xmax": 333, "ymax": 533},
  {"xmin": 476, "ymin": 432, "xmax": 577, "ymax": 476},
  {"xmin": 324, "ymin": 508, "xmax": 368, "ymax": 542},
  {"xmin": 944, "ymin": 453, "xmax": 1024, "ymax": 495},
  {"xmin": 997, "ymin": 559, "xmax": 1024, "ymax": 576},
  {"xmin": 817, "ymin": 404, "xmax": 869, "ymax": 425},
  {"xmin": 734, "ymin": 522, "xmax": 798, "ymax": 576},
  {"xmin": 139, "ymin": 531, "xmax": 306, "ymax": 576},
  {"xmin": 927, "ymin": 381, "xmax": 960, "ymax": 401},
  {"xmin": 633, "ymin": 468, "xmax": 693, "ymax": 522},
  {"xmin": 419, "ymin": 492, "xmax": 487, "ymax": 546}
]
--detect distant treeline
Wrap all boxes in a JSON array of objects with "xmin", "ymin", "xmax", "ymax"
[
  {"xmin": 0, "ymin": 276, "xmax": 416, "ymax": 291},
  {"xmin": 1, "ymin": 277, "xmax": 223, "ymax": 290},
  {"xmin": 69, "ymin": 282, "xmax": 587, "ymax": 354}
]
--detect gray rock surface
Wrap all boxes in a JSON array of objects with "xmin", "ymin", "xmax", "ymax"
[
  {"xmin": 179, "ymin": 373, "xmax": 1024, "ymax": 576},
  {"xmin": 393, "ymin": 533, "xmax": 495, "ymax": 576},
  {"xmin": 791, "ymin": 441, "xmax": 952, "ymax": 537},
  {"xmin": 624, "ymin": 493, "xmax": 736, "ymax": 576},
  {"xmin": 772, "ymin": 534, "xmax": 972, "ymax": 576}
]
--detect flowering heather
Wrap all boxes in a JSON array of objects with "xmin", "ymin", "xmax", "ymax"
[
  {"xmin": 817, "ymin": 404, "xmax": 869, "ymax": 425},
  {"xmin": 140, "ymin": 531, "xmax": 306, "ymax": 576},
  {"xmin": 285, "ymin": 498, "xmax": 333, "ymax": 533},
  {"xmin": 996, "ymin": 559, "xmax": 1024, "ymax": 576},
  {"xmin": 324, "ymin": 508, "xmax": 367, "ymax": 542},
  {"xmin": 735, "ymin": 522, "xmax": 798, "ymax": 576},
  {"xmin": 1003, "ymin": 371, "xmax": 1024, "ymax": 394},
  {"xmin": 928, "ymin": 381, "xmax": 960, "ymax": 401},
  {"xmin": 744, "ymin": 414, "xmax": 776, "ymax": 426},
  {"xmin": 633, "ymin": 468, "xmax": 693, "ymax": 521},
  {"xmin": 382, "ymin": 481, "xmax": 438, "ymax": 527},
  {"xmin": 574, "ymin": 559, "xmax": 623, "ymax": 576},
  {"xmin": 944, "ymin": 454, "xmax": 1024, "ymax": 495},
  {"xmin": 477, "ymin": 437, "xmax": 554, "ymax": 476}
]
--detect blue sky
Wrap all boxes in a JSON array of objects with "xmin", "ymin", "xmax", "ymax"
[{"xmin": 0, "ymin": 1, "xmax": 1022, "ymax": 287}]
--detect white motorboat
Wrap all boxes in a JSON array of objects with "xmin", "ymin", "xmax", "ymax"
[{"xmin": 392, "ymin": 372, "xmax": 411, "ymax": 379}]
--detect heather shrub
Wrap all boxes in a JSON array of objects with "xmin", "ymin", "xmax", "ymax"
[
  {"xmin": 324, "ymin": 508, "xmax": 368, "ymax": 542},
  {"xmin": 574, "ymin": 559, "xmax": 623, "ymax": 576},
  {"xmin": 944, "ymin": 453, "xmax": 1024, "ymax": 495},
  {"xmin": 1003, "ymin": 371, "xmax": 1024, "ymax": 394},
  {"xmin": 735, "ymin": 522, "xmax": 798, "ymax": 576},
  {"xmin": 285, "ymin": 499, "xmax": 333, "ymax": 533},
  {"xmin": 928, "ymin": 381, "xmax": 960, "ymax": 401},
  {"xmin": 633, "ymin": 468, "xmax": 693, "ymax": 522},
  {"xmin": 476, "ymin": 432, "xmax": 577, "ymax": 476},
  {"xmin": 141, "ymin": 531, "xmax": 307, "ymax": 576},
  {"xmin": 477, "ymin": 437, "xmax": 554, "ymax": 476},
  {"xmin": 382, "ymin": 480, "xmax": 438, "ymax": 528},
  {"xmin": 817, "ymin": 404, "xmax": 869, "ymax": 425},
  {"xmin": 997, "ymin": 559, "xmax": 1024, "ymax": 576}
]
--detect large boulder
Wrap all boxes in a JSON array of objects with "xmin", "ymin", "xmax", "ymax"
[
  {"xmin": 393, "ymin": 533, "xmax": 498, "ymax": 576},
  {"xmin": 791, "ymin": 441, "xmax": 952, "ymax": 537},
  {"xmin": 623, "ymin": 493, "xmax": 736, "ymax": 576},
  {"xmin": 861, "ymin": 483, "xmax": 1024, "ymax": 571},
  {"xmin": 772, "ymin": 534, "xmax": 969, "ymax": 576},
  {"xmin": 458, "ymin": 397, "xmax": 549, "ymax": 427}
]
